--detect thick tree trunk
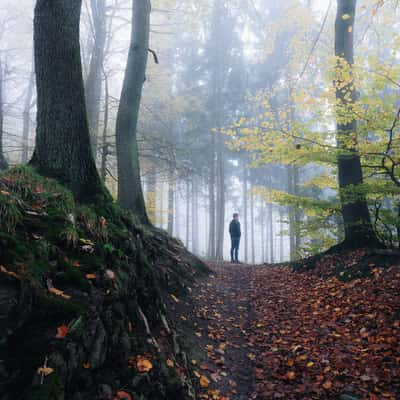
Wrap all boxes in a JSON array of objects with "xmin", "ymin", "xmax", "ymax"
[
  {"xmin": 21, "ymin": 68, "xmax": 35, "ymax": 163},
  {"xmin": 334, "ymin": 0, "xmax": 380, "ymax": 248},
  {"xmin": 85, "ymin": 0, "xmax": 107, "ymax": 156},
  {"xmin": 115, "ymin": 0, "xmax": 150, "ymax": 223},
  {"xmin": 0, "ymin": 61, "xmax": 8, "ymax": 170},
  {"xmin": 31, "ymin": 0, "xmax": 104, "ymax": 202}
]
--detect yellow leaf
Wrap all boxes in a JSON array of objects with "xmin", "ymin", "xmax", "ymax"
[
  {"xmin": 342, "ymin": 13, "xmax": 350, "ymax": 20},
  {"xmin": 137, "ymin": 357, "xmax": 153, "ymax": 373}
]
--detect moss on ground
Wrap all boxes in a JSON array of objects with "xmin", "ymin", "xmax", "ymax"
[{"xmin": 0, "ymin": 166, "xmax": 208, "ymax": 400}]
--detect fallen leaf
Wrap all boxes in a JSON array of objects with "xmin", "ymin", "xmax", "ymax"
[
  {"xmin": 200, "ymin": 375, "xmax": 210, "ymax": 388},
  {"xmin": 37, "ymin": 367, "xmax": 54, "ymax": 376},
  {"xmin": 114, "ymin": 390, "xmax": 132, "ymax": 400},
  {"xmin": 55, "ymin": 325, "xmax": 69, "ymax": 339},
  {"xmin": 137, "ymin": 357, "xmax": 153, "ymax": 372}
]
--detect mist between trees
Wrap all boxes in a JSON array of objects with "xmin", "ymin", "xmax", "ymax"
[{"xmin": 1, "ymin": 0, "xmax": 399, "ymax": 262}]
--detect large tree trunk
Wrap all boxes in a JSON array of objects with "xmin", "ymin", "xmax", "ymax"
[
  {"xmin": 85, "ymin": 0, "xmax": 107, "ymax": 156},
  {"xmin": 334, "ymin": 0, "xmax": 380, "ymax": 248},
  {"xmin": 31, "ymin": 0, "xmax": 104, "ymax": 202},
  {"xmin": 21, "ymin": 68, "xmax": 35, "ymax": 163},
  {"xmin": 115, "ymin": 0, "xmax": 150, "ymax": 223},
  {"xmin": 0, "ymin": 60, "xmax": 8, "ymax": 170}
]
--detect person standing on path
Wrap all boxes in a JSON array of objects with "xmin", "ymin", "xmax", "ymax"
[{"xmin": 229, "ymin": 213, "xmax": 241, "ymax": 263}]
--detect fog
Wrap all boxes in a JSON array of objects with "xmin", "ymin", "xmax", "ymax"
[{"xmin": 1, "ymin": 0, "xmax": 398, "ymax": 262}]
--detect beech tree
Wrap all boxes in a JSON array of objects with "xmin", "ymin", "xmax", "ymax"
[
  {"xmin": 334, "ymin": 0, "xmax": 380, "ymax": 248},
  {"xmin": 31, "ymin": 0, "xmax": 105, "ymax": 202},
  {"xmin": 115, "ymin": 0, "xmax": 150, "ymax": 223}
]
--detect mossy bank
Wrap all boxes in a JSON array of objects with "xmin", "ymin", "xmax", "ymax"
[{"xmin": 0, "ymin": 167, "xmax": 209, "ymax": 400}]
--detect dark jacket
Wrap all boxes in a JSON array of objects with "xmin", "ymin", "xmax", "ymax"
[{"xmin": 229, "ymin": 219, "xmax": 241, "ymax": 238}]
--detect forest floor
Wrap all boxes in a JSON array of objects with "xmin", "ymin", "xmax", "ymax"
[{"xmin": 172, "ymin": 260, "xmax": 400, "ymax": 400}]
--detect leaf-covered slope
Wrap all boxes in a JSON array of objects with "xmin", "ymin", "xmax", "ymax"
[{"xmin": 0, "ymin": 167, "xmax": 208, "ymax": 400}]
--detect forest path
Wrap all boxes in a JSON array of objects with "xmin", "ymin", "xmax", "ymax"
[
  {"xmin": 178, "ymin": 261, "xmax": 400, "ymax": 400},
  {"xmin": 186, "ymin": 261, "xmax": 257, "ymax": 400}
]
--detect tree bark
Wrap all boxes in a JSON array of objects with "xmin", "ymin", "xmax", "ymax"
[
  {"xmin": 115, "ymin": 0, "xmax": 150, "ymax": 223},
  {"xmin": 85, "ymin": 0, "xmax": 107, "ymax": 156},
  {"xmin": 334, "ymin": 0, "xmax": 380, "ymax": 248},
  {"xmin": 100, "ymin": 75, "xmax": 109, "ymax": 181},
  {"xmin": 31, "ymin": 0, "xmax": 104, "ymax": 202},
  {"xmin": 0, "ymin": 60, "xmax": 8, "ymax": 170}
]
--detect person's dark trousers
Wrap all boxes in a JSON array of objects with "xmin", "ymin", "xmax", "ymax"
[{"xmin": 230, "ymin": 237, "xmax": 240, "ymax": 263}]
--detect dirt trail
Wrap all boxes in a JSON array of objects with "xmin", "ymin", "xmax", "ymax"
[{"xmin": 170, "ymin": 261, "xmax": 400, "ymax": 400}]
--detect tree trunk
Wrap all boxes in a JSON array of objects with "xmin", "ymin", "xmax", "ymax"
[
  {"xmin": 145, "ymin": 167, "xmax": 156, "ymax": 223},
  {"xmin": 334, "ymin": 0, "xmax": 380, "ymax": 248},
  {"xmin": 250, "ymin": 182, "xmax": 255, "ymax": 264},
  {"xmin": 21, "ymin": 68, "xmax": 35, "ymax": 163},
  {"xmin": 186, "ymin": 179, "xmax": 190, "ymax": 249},
  {"xmin": 167, "ymin": 167, "xmax": 174, "ymax": 235},
  {"xmin": 215, "ymin": 148, "xmax": 225, "ymax": 260},
  {"xmin": 31, "ymin": 0, "xmax": 104, "ymax": 202},
  {"xmin": 115, "ymin": 0, "xmax": 150, "ymax": 223},
  {"xmin": 208, "ymin": 149, "xmax": 216, "ymax": 259},
  {"xmin": 192, "ymin": 176, "xmax": 199, "ymax": 254},
  {"xmin": 85, "ymin": 0, "xmax": 107, "ymax": 156},
  {"xmin": 0, "ymin": 60, "xmax": 8, "ymax": 170},
  {"xmin": 260, "ymin": 201, "xmax": 265, "ymax": 263},
  {"xmin": 100, "ymin": 76, "xmax": 109, "ymax": 181},
  {"xmin": 243, "ymin": 170, "xmax": 248, "ymax": 263},
  {"xmin": 279, "ymin": 207, "xmax": 285, "ymax": 262},
  {"xmin": 268, "ymin": 203, "xmax": 274, "ymax": 263}
]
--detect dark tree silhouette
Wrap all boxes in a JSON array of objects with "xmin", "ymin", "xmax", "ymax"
[
  {"xmin": 115, "ymin": 0, "xmax": 150, "ymax": 223},
  {"xmin": 335, "ymin": 0, "xmax": 380, "ymax": 248},
  {"xmin": 31, "ymin": 0, "xmax": 105, "ymax": 202}
]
